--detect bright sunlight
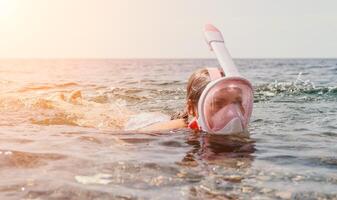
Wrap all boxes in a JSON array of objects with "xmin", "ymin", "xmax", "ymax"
[{"xmin": 0, "ymin": 0, "xmax": 16, "ymax": 20}]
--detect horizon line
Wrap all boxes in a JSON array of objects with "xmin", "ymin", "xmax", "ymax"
[{"xmin": 0, "ymin": 57, "xmax": 337, "ymax": 60}]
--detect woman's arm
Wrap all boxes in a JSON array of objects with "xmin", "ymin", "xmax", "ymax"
[{"xmin": 139, "ymin": 119, "xmax": 187, "ymax": 132}]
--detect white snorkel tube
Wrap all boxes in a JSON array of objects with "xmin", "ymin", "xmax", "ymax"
[
  {"xmin": 204, "ymin": 24, "xmax": 240, "ymax": 77},
  {"xmin": 195, "ymin": 24, "xmax": 253, "ymax": 135}
]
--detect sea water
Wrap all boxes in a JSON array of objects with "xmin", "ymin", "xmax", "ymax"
[{"xmin": 0, "ymin": 59, "xmax": 336, "ymax": 199}]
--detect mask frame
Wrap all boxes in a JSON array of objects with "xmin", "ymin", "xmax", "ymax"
[{"xmin": 196, "ymin": 76, "xmax": 253, "ymax": 134}]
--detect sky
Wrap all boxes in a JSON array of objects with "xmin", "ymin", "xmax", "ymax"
[{"xmin": 0, "ymin": 0, "xmax": 336, "ymax": 58}]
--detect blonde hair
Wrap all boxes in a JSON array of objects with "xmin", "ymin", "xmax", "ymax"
[
  {"xmin": 171, "ymin": 68, "xmax": 211, "ymax": 121},
  {"xmin": 186, "ymin": 68, "xmax": 212, "ymax": 108}
]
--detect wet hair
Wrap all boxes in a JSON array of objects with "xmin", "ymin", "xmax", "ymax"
[
  {"xmin": 171, "ymin": 68, "xmax": 211, "ymax": 122},
  {"xmin": 186, "ymin": 68, "xmax": 212, "ymax": 108}
]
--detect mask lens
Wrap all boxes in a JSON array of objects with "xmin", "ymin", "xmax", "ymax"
[{"xmin": 202, "ymin": 78, "xmax": 253, "ymax": 132}]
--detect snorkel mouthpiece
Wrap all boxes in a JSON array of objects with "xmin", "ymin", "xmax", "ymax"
[{"xmin": 195, "ymin": 24, "xmax": 254, "ymax": 135}]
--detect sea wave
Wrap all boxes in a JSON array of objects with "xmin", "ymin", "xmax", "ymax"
[
  {"xmin": 1, "ymin": 75, "xmax": 336, "ymax": 129},
  {"xmin": 254, "ymin": 81, "xmax": 337, "ymax": 102}
]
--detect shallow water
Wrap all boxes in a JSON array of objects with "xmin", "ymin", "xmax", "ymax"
[{"xmin": 0, "ymin": 59, "xmax": 336, "ymax": 199}]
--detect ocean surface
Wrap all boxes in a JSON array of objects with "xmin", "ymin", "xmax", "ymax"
[{"xmin": 0, "ymin": 59, "xmax": 336, "ymax": 199}]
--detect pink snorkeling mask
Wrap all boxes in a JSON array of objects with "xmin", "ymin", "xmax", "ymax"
[{"xmin": 192, "ymin": 24, "xmax": 254, "ymax": 134}]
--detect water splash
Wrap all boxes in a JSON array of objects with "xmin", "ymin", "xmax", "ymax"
[
  {"xmin": 0, "ymin": 90, "xmax": 131, "ymax": 129},
  {"xmin": 254, "ymin": 72, "xmax": 337, "ymax": 102}
]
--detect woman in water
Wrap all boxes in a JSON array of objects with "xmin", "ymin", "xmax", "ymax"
[
  {"xmin": 132, "ymin": 68, "xmax": 213, "ymax": 132},
  {"xmin": 134, "ymin": 66, "xmax": 247, "ymax": 133}
]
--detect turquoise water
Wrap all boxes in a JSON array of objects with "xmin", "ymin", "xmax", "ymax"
[{"xmin": 0, "ymin": 59, "xmax": 336, "ymax": 199}]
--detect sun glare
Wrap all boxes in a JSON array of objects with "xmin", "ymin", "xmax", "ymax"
[{"xmin": 0, "ymin": 0, "xmax": 16, "ymax": 19}]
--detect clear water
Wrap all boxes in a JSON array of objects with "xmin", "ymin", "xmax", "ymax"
[{"xmin": 0, "ymin": 59, "xmax": 336, "ymax": 199}]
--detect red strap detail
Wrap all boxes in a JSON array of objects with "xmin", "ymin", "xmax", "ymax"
[{"xmin": 188, "ymin": 118, "xmax": 200, "ymax": 131}]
